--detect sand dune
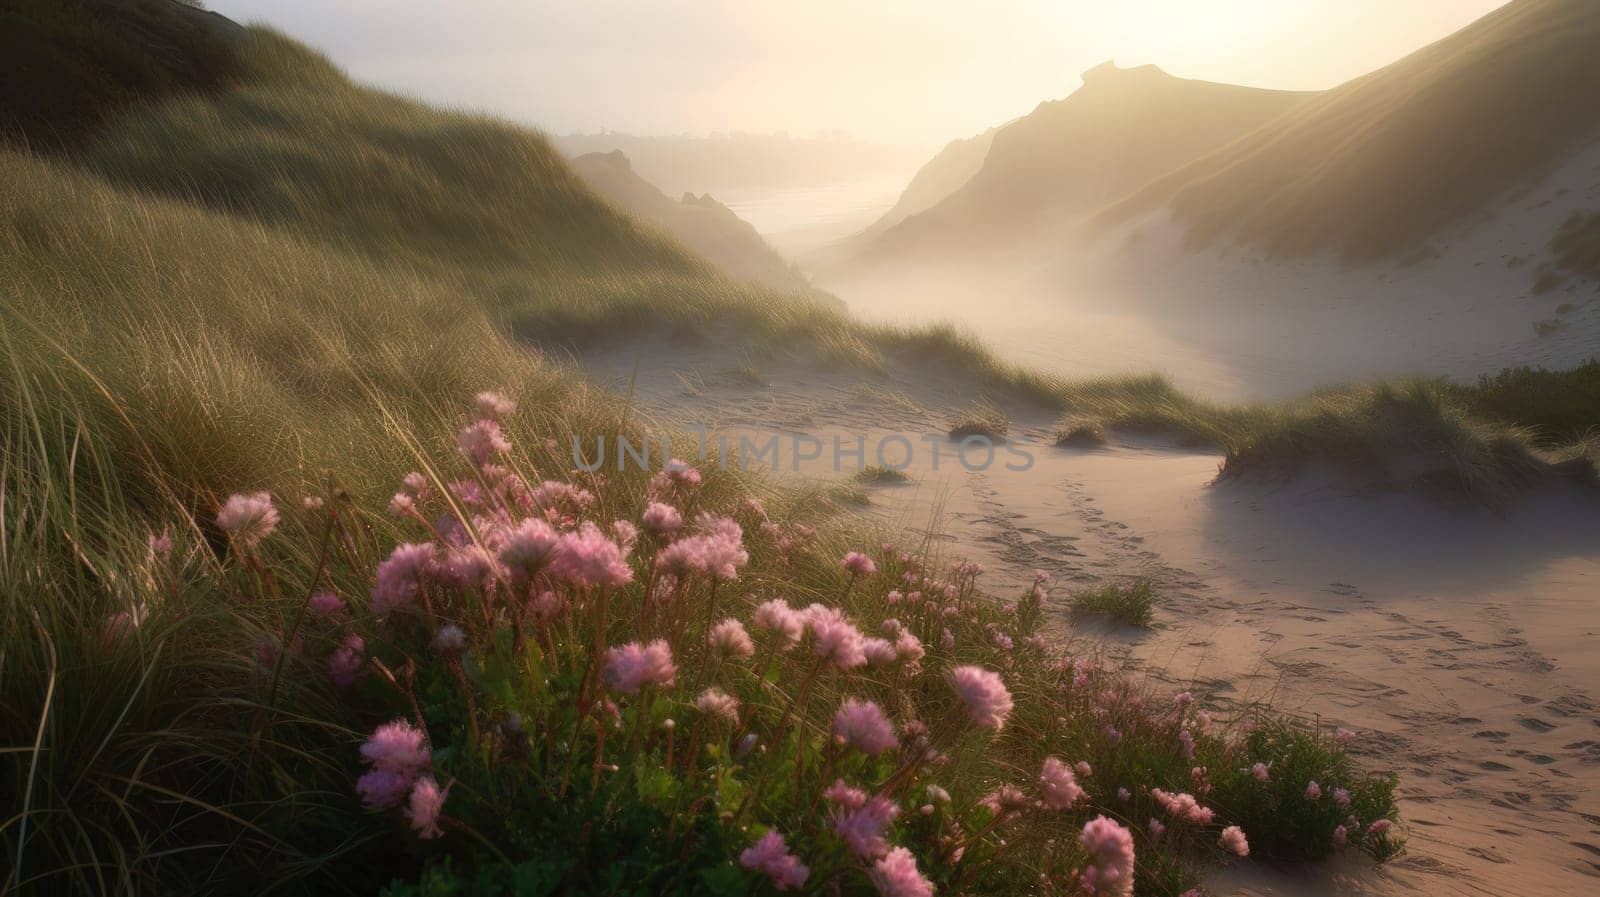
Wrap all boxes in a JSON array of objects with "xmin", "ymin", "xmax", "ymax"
[
  {"xmin": 834, "ymin": 62, "xmax": 1309, "ymax": 271},
  {"xmin": 1093, "ymin": 0, "xmax": 1600, "ymax": 262}
]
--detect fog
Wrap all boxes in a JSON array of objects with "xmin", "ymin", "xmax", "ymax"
[{"xmin": 209, "ymin": 0, "xmax": 1501, "ymax": 145}]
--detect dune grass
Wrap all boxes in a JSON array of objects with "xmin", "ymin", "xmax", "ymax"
[
  {"xmin": 948, "ymin": 400, "xmax": 1010, "ymax": 440},
  {"xmin": 854, "ymin": 465, "xmax": 911, "ymax": 485},
  {"xmin": 1069, "ymin": 580, "xmax": 1159, "ymax": 628}
]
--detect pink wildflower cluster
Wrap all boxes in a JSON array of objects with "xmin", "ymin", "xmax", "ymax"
[
  {"xmin": 655, "ymin": 515, "xmax": 748, "ymax": 580},
  {"xmin": 751, "ymin": 598, "xmax": 804, "ymax": 645},
  {"xmin": 695, "ymin": 687, "xmax": 740, "ymax": 725},
  {"xmin": 869, "ymin": 847, "xmax": 933, "ymax": 897},
  {"xmin": 805, "ymin": 604, "xmax": 867, "ymax": 669},
  {"xmin": 831, "ymin": 793, "xmax": 901, "ymax": 858},
  {"xmin": 356, "ymin": 720, "xmax": 445, "ymax": 837},
  {"xmin": 1150, "ymin": 788, "xmax": 1216, "ymax": 825},
  {"xmin": 372, "ymin": 542, "xmax": 436, "ymax": 617},
  {"xmin": 603, "ymin": 639, "xmax": 677, "ymax": 693},
  {"xmin": 217, "ymin": 492, "xmax": 278, "ymax": 547},
  {"xmin": 833, "ymin": 698, "xmax": 897, "ymax": 756},
  {"xmin": 549, "ymin": 521, "xmax": 634, "ymax": 588},
  {"xmin": 950, "ymin": 665, "xmax": 1013, "ymax": 730},
  {"xmin": 640, "ymin": 501, "xmax": 683, "ymax": 536},
  {"xmin": 1078, "ymin": 815, "xmax": 1135, "ymax": 897},
  {"xmin": 739, "ymin": 830, "xmax": 809, "ymax": 891},
  {"xmin": 458, "ymin": 419, "xmax": 510, "ymax": 467},
  {"xmin": 708, "ymin": 618, "xmax": 755, "ymax": 657},
  {"xmin": 841, "ymin": 550, "xmax": 877, "ymax": 577},
  {"xmin": 1039, "ymin": 756, "xmax": 1087, "ymax": 810}
]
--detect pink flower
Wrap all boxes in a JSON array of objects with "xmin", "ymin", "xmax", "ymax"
[
  {"xmin": 950, "ymin": 665, "xmax": 1013, "ymax": 730},
  {"xmin": 979, "ymin": 784, "xmax": 1031, "ymax": 820},
  {"xmin": 326, "ymin": 633, "xmax": 365, "ymax": 688},
  {"xmin": 1251, "ymin": 762, "xmax": 1270, "ymax": 782},
  {"xmin": 825, "ymin": 779, "xmax": 867, "ymax": 809},
  {"xmin": 841, "ymin": 551, "xmax": 876, "ymax": 577},
  {"xmin": 1040, "ymin": 756, "xmax": 1086, "ymax": 810},
  {"xmin": 308, "ymin": 591, "xmax": 345, "ymax": 618},
  {"xmin": 372, "ymin": 542, "xmax": 435, "ymax": 617},
  {"xmin": 360, "ymin": 719, "xmax": 430, "ymax": 776},
  {"xmin": 708, "ymin": 618, "xmax": 755, "ymax": 657},
  {"xmin": 356, "ymin": 769, "xmax": 411, "ymax": 810},
  {"xmin": 751, "ymin": 599, "xmax": 803, "ymax": 645},
  {"xmin": 940, "ymin": 628, "xmax": 955, "ymax": 650},
  {"xmin": 531, "ymin": 480, "xmax": 595, "ymax": 513},
  {"xmin": 806, "ymin": 605, "xmax": 867, "ymax": 669},
  {"xmin": 833, "ymin": 698, "xmax": 897, "ymax": 756},
  {"xmin": 458, "ymin": 419, "xmax": 510, "ymax": 466},
  {"xmin": 694, "ymin": 687, "xmax": 740, "ymax": 725},
  {"xmin": 641, "ymin": 501, "xmax": 683, "ymax": 536},
  {"xmin": 406, "ymin": 775, "xmax": 450, "ymax": 839},
  {"xmin": 1117, "ymin": 787, "xmax": 1131, "ymax": 802},
  {"xmin": 1306, "ymin": 780, "xmax": 1322, "ymax": 801},
  {"xmin": 550, "ymin": 522, "xmax": 634, "ymax": 588},
  {"xmin": 869, "ymin": 847, "xmax": 933, "ymax": 897},
  {"xmin": 474, "ymin": 390, "xmax": 515, "ymax": 419},
  {"xmin": 1150, "ymin": 789, "xmax": 1215, "ymax": 825},
  {"xmin": 148, "ymin": 530, "xmax": 172, "ymax": 556},
  {"xmin": 1178, "ymin": 729, "xmax": 1195, "ymax": 760},
  {"xmin": 1148, "ymin": 818, "xmax": 1166, "ymax": 839},
  {"xmin": 1332, "ymin": 825, "xmax": 1349, "ymax": 847},
  {"xmin": 217, "ymin": 492, "xmax": 278, "ymax": 546},
  {"xmin": 655, "ymin": 515, "xmax": 747, "ymax": 580},
  {"xmin": 1335, "ymin": 726, "xmax": 1355, "ymax": 744},
  {"xmin": 832, "ymin": 795, "xmax": 900, "ymax": 858},
  {"xmin": 1078, "ymin": 815, "xmax": 1135, "ymax": 897},
  {"xmin": 894, "ymin": 630, "xmax": 925, "ymax": 664},
  {"xmin": 1219, "ymin": 825, "xmax": 1249, "ymax": 857},
  {"xmin": 499, "ymin": 517, "xmax": 559, "ymax": 576},
  {"xmin": 1333, "ymin": 787, "xmax": 1351, "ymax": 808},
  {"xmin": 388, "ymin": 492, "xmax": 415, "ymax": 517},
  {"xmin": 862, "ymin": 637, "xmax": 899, "ymax": 666},
  {"xmin": 1368, "ymin": 819, "xmax": 1392, "ymax": 836},
  {"xmin": 739, "ymin": 830, "xmax": 809, "ymax": 891},
  {"xmin": 603, "ymin": 639, "xmax": 677, "ymax": 693}
]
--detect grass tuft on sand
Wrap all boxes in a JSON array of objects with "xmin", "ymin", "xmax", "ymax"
[{"xmin": 1070, "ymin": 579, "xmax": 1159, "ymax": 628}]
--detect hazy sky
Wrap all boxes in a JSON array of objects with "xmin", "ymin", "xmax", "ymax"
[{"xmin": 212, "ymin": 0, "xmax": 1507, "ymax": 146}]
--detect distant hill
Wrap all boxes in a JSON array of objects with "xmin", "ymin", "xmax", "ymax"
[
  {"xmin": 1093, "ymin": 0, "xmax": 1600, "ymax": 261},
  {"xmin": 571, "ymin": 149, "xmax": 809, "ymax": 292},
  {"xmin": 853, "ymin": 126, "xmax": 999, "ymax": 239},
  {"xmin": 840, "ymin": 63, "xmax": 1309, "ymax": 269},
  {"xmin": 553, "ymin": 131, "xmax": 923, "ymax": 199}
]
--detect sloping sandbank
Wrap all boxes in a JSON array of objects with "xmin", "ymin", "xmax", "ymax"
[{"xmin": 578, "ymin": 340, "xmax": 1600, "ymax": 896}]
